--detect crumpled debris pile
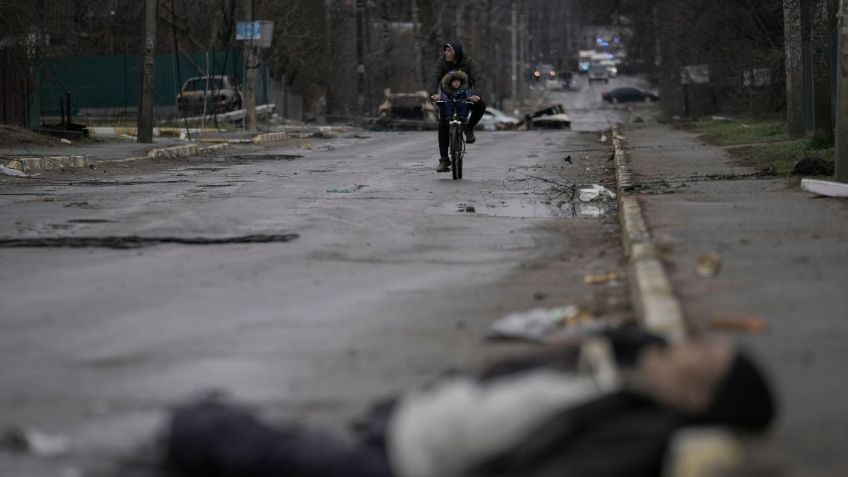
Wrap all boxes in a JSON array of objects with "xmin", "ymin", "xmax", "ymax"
[
  {"xmin": 579, "ymin": 184, "xmax": 616, "ymax": 202},
  {"xmin": 488, "ymin": 305, "xmax": 601, "ymax": 342}
]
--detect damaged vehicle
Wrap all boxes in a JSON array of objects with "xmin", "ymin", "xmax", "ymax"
[
  {"xmin": 177, "ymin": 75, "xmax": 243, "ymax": 114},
  {"xmin": 525, "ymin": 104, "xmax": 572, "ymax": 129},
  {"xmin": 376, "ymin": 89, "xmax": 438, "ymax": 129},
  {"xmin": 479, "ymin": 107, "xmax": 520, "ymax": 131}
]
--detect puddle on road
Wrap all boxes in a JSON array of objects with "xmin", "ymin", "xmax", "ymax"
[{"xmin": 447, "ymin": 199, "xmax": 610, "ymax": 218}]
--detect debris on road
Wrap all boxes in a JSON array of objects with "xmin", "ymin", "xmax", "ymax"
[
  {"xmin": 696, "ymin": 253, "xmax": 722, "ymax": 278},
  {"xmin": 1, "ymin": 426, "xmax": 71, "ymax": 458},
  {"xmin": 0, "ymin": 164, "xmax": 39, "ymax": 178},
  {"xmin": 583, "ymin": 272, "xmax": 622, "ymax": 285},
  {"xmin": 457, "ymin": 204, "xmax": 476, "ymax": 213},
  {"xmin": 522, "ymin": 104, "xmax": 572, "ymax": 129},
  {"xmin": 578, "ymin": 184, "xmax": 616, "ymax": 202},
  {"xmin": 487, "ymin": 305, "xmax": 597, "ymax": 342},
  {"xmin": 708, "ymin": 315, "xmax": 768, "ymax": 334},
  {"xmin": 791, "ymin": 156, "xmax": 834, "ymax": 176}
]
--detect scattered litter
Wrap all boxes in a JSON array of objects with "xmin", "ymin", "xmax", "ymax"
[
  {"xmin": 613, "ymin": 133, "xmax": 626, "ymax": 141},
  {"xmin": 711, "ymin": 116, "xmax": 739, "ymax": 122},
  {"xmin": 708, "ymin": 315, "xmax": 767, "ymax": 334},
  {"xmin": 600, "ymin": 133, "xmax": 608, "ymax": 143},
  {"xmin": 577, "ymin": 204, "xmax": 607, "ymax": 218},
  {"xmin": 326, "ymin": 185, "xmax": 367, "ymax": 193},
  {"xmin": 0, "ymin": 164, "xmax": 38, "ymax": 178},
  {"xmin": 564, "ymin": 155, "xmax": 572, "ymax": 164},
  {"xmin": 583, "ymin": 272, "xmax": 622, "ymax": 285},
  {"xmin": 696, "ymin": 253, "xmax": 721, "ymax": 278},
  {"xmin": 1, "ymin": 426, "xmax": 71, "ymax": 458},
  {"xmin": 792, "ymin": 156, "xmax": 833, "ymax": 176},
  {"xmin": 457, "ymin": 204, "xmax": 476, "ymax": 213},
  {"xmin": 488, "ymin": 305, "xmax": 595, "ymax": 342},
  {"xmin": 578, "ymin": 184, "xmax": 616, "ymax": 202},
  {"xmin": 60, "ymin": 138, "xmax": 72, "ymax": 144}
]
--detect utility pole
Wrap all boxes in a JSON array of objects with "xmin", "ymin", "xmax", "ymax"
[
  {"xmin": 510, "ymin": 1, "xmax": 517, "ymax": 112},
  {"xmin": 835, "ymin": 0, "xmax": 848, "ymax": 181},
  {"xmin": 519, "ymin": 12, "xmax": 527, "ymax": 107},
  {"xmin": 324, "ymin": 0, "xmax": 334, "ymax": 116},
  {"xmin": 243, "ymin": 0, "xmax": 257, "ymax": 131},
  {"xmin": 137, "ymin": 0, "xmax": 157, "ymax": 143},
  {"xmin": 784, "ymin": 0, "xmax": 806, "ymax": 137}
]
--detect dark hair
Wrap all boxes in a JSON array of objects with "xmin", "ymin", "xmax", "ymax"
[{"xmin": 699, "ymin": 352, "xmax": 776, "ymax": 432}]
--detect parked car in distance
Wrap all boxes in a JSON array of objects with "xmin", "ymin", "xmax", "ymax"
[
  {"xmin": 587, "ymin": 64, "xmax": 610, "ymax": 83},
  {"xmin": 479, "ymin": 107, "xmax": 520, "ymax": 131},
  {"xmin": 601, "ymin": 87, "xmax": 659, "ymax": 103},
  {"xmin": 599, "ymin": 59, "xmax": 619, "ymax": 77},
  {"xmin": 177, "ymin": 75, "xmax": 242, "ymax": 114}
]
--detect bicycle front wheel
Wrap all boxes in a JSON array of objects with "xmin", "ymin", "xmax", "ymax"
[{"xmin": 450, "ymin": 125, "xmax": 461, "ymax": 180}]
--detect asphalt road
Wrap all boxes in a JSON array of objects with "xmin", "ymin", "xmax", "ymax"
[{"xmin": 0, "ymin": 79, "xmax": 636, "ymax": 475}]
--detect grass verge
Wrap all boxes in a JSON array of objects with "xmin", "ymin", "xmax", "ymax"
[{"xmin": 684, "ymin": 117, "xmax": 834, "ymax": 175}]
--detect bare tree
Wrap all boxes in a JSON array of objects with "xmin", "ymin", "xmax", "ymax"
[
  {"xmin": 811, "ymin": 0, "xmax": 834, "ymax": 142},
  {"xmin": 784, "ymin": 0, "xmax": 806, "ymax": 137}
]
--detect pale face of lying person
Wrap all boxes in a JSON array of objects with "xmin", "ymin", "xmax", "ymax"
[{"xmin": 635, "ymin": 337, "xmax": 736, "ymax": 414}]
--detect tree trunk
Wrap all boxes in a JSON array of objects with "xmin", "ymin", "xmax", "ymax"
[
  {"xmin": 835, "ymin": 0, "xmax": 848, "ymax": 180},
  {"xmin": 324, "ymin": 0, "xmax": 334, "ymax": 116},
  {"xmin": 784, "ymin": 0, "xmax": 807, "ymax": 137},
  {"xmin": 410, "ymin": 0, "xmax": 424, "ymax": 86},
  {"xmin": 811, "ymin": 0, "xmax": 834, "ymax": 142}
]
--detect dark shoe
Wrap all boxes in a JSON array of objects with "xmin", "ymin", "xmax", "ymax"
[
  {"xmin": 465, "ymin": 128, "xmax": 476, "ymax": 144},
  {"xmin": 436, "ymin": 158, "xmax": 450, "ymax": 173}
]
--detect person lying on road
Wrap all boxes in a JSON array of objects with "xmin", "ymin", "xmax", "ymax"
[{"xmin": 161, "ymin": 326, "xmax": 775, "ymax": 477}]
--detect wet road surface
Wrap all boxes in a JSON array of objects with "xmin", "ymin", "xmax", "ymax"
[{"xmin": 0, "ymin": 77, "xmax": 640, "ymax": 475}]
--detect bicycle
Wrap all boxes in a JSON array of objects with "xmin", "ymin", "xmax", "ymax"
[{"xmin": 436, "ymin": 98, "xmax": 473, "ymax": 180}]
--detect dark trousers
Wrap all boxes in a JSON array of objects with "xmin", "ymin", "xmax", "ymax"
[
  {"xmin": 439, "ymin": 99, "xmax": 486, "ymax": 158},
  {"xmin": 166, "ymin": 401, "xmax": 393, "ymax": 477}
]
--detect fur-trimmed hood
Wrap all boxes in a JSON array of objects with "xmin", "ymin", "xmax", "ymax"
[{"xmin": 441, "ymin": 70, "xmax": 469, "ymax": 92}]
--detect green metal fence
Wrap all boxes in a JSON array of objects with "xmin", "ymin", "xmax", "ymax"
[{"xmin": 38, "ymin": 49, "xmax": 268, "ymax": 115}]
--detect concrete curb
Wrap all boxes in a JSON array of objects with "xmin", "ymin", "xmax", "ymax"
[
  {"xmin": 3, "ymin": 143, "xmax": 231, "ymax": 172},
  {"xmin": 252, "ymin": 132, "xmax": 289, "ymax": 143},
  {"xmin": 612, "ymin": 124, "xmax": 689, "ymax": 342}
]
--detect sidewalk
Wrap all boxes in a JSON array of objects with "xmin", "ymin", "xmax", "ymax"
[
  {"xmin": 0, "ymin": 125, "xmax": 354, "ymax": 173},
  {"xmin": 620, "ymin": 123, "xmax": 848, "ymax": 476}
]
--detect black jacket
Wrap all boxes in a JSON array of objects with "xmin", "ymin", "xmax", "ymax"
[{"xmin": 431, "ymin": 39, "xmax": 483, "ymax": 96}]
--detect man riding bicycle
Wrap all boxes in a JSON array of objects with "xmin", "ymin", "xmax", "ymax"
[{"xmin": 429, "ymin": 40, "xmax": 485, "ymax": 173}]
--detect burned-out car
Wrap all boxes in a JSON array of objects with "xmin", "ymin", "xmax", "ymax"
[
  {"xmin": 375, "ymin": 90, "xmax": 438, "ymax": 129},
  {"xmin": 177, "ymin": 75, "xmax": 243, "ymax": 114},
  {"xmin": 526, "ymin": 104, "xmax": 571, "ymax": 129}
]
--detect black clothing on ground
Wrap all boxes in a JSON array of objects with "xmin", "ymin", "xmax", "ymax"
[{"xmin": 166, "ymin": 400, "xmax": 391, "ymax": 477}]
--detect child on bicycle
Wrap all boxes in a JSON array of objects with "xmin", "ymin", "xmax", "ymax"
[
  {"xmin": 435, "ymin": 70, "xmax": 475, "ymax": 172},
  {"xmin": 439, "ymin": 70, "xmax": 475, "ymax": 121}
]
